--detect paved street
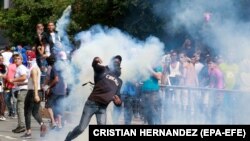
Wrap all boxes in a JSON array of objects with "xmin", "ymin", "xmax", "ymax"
[
  {"xmin": 0, "ymin": 116, "xmax": 90, "ymax": 141},
  {"xmin": 0, "ymin": 102, "xmax": 144, "ymax": 141}
]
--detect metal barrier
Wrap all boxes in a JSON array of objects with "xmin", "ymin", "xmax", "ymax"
[
  {"xmin": 159, "ymin": 85, "xmax": 250, "ymax": 124},
  {"xmin": 114, "ymin": 84, "xmax": 250, "ymax": 125}
]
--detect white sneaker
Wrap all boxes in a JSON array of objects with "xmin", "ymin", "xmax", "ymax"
[{"xmin": 0, "ymin": 116, "xmax": 6, "ymax": 121}]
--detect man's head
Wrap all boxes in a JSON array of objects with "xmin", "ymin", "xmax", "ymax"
[
  {"xmin": 111, "ymin": 55, "xmax": 122, "ymax": 66},
  {"xmin": 110, "ymin": 55, "xmax": 122, "ymax": 77},
  {"xmin": 26, "ymin": 50, "xmax": 37, "ymax": 68},
  {"xmin": 13, "ymin": 53, "xmax": 23, "ymax": 66},
  {"xmin": 46, "ymin": 55, "xmax": 56, "ymax": 66},
  {"xmin": 207, "ymin": 57, "xmax": 217, "ymax": 70},
  {"xmin": 47, "ymin": 21, "xmax": 56, "ymax": 33},
  {"xmin": 36, "ymin": 23, "xmax": 44, "ymax": 34},
  {"xmin": 57, "ymin": 51, "xmax": 67, "ymax": 61},
  {"xmin": 26, "ymin": 50, "xmax": 36, "ymax": 62}
]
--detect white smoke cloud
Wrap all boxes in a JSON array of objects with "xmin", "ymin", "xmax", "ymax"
[
  {"xmin": 46, "ymin": 5, "xmax": 165, "ymax": 141},
  {"xmin": 153, "ymin": 0, "xmax": 250, "ymax": 124},
  {"xmin": 44, "ymin": 2, "xmax": 250, "ymax": 141},
  {"xmin": 72, "ymin": 24, "xmax": 164, "ymax": 83},
  {"xmin": 56, "ymin": 5, "xmax": 73, "ymax": 52}
]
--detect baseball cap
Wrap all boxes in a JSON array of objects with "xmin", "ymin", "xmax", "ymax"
[
  {"xmin": 58, "ymin": 51, "xmax": 67, "ymax": 60},
  {"xmin": 26, "ymin": 50, "xmax": 36, "ymax": 61},
  {"xmin": 112, "ymin": 55, "xmax": 122, "ymax": 62}
]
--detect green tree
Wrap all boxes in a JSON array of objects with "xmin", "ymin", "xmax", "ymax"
[
  {"xmin": 0, "ymin": 0, "xmax": 168, "ymax": 46},
  {"xmin": 70, "ymin": 0, "xmax": 166, "ymax": 41},
  {"xmin": 0, "ymin": 0, "xmax": 72, "ymax": 45}
]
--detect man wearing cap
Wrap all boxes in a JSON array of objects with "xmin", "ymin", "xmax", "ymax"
[
  {"xmin": 9, "ymin": 53, "xmax": 29, "ymax": 133},
  {"xmin": 64, "ymin": 55, "xmax": 123, "ymax": 141}
]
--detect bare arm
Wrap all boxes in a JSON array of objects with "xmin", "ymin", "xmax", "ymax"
[
  {"xmin": 31, "ymin": 68, "xmax": 39, "ymax": 97},
  {"xmin": 11, "ymin": 74, "xmax": 27, "ymax": 83},
  {"xmin": 37, "ymin": 45, "xmax": 45, "ymax": 56}
]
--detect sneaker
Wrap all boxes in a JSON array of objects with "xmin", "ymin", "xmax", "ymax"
[
  {"xmin": 21, "ymin": 133, "xmax": 32, "ymax": 139},
  {"xmin": 0, "ymin": 116, "xmax": 6, "ymax": 121},
  {"xmin": 50, "ymin": 123, "xmax": 57, "ymax": 129},
  {"xmin": 40, "ymin": 124, "xmax": 47, "ymax": 137},
  {"xmin": 11, "ymin": 114, "xmax": 17, "ymax": 119},
  {"xmin": 12, "ymin": 126, "xmax": 26, "ymax": 133}
]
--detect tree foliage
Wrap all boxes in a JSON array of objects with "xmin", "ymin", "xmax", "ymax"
[
  {"xmin": 70, "ymin": 0, "xmax": 166, "ymax": 41},
  {"xmin": 2, "ymin": 0, "xmax": 248, "ymax": 47},
  {"xmin": 0, "ymin": 0, "xmax": 72, "ymax": 45},
  {"xmin": 0, "ymin": 0, "xmax": 168, "ymax": 46}
]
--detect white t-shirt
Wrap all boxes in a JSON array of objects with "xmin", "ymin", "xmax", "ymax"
[
  {"xmin": 50, "ymin": 32, "xmax": 56, "ymax": 43},
  {"xmin": 45, "ymin": 44, "xmax": 51, "ymax": 57},
  {"xmin": 14, "ymin": 64, "xmax": 29, "ymax": 90}
]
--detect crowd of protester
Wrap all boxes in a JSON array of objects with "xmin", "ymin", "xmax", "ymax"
[
  {"xmin": 0, "ymin": 21, "xmax": 68, "ymax": 139},
  {"xmin": 112, "ymin": 37, "xmax": 250, "ymax": 125},
  {"xmin": 0, "ymin": 21, "xmax": 249, "ymax": 140}
]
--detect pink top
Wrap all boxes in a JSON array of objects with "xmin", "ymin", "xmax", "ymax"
[
  {"xmin": 5, "ymin": 63, "xmax": 16, "ymax": 89},
  {"xmin": 209, "ymin": 67, "xmax": 224, "ymax": 89}
]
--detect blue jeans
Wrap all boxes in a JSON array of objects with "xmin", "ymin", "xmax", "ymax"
[
  {"xmin": 4, "ymin": 89, "xmax": 16, "ymax": 116},
  {"xmin": 142, "ymin": 92, "xmax": 162, "ymax": 125},
  {"xmin": 65, "ymin": 100, "xmax": 107, "ymax": 141}
]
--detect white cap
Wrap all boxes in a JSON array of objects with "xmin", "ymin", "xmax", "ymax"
[{"xmin": 58, "ymin": 51, "xmax": 67, "ymax": 60}]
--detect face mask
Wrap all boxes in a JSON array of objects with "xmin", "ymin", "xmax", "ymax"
[
  {"xmin": 110, "ymin": 62, "xmax": 121, "ymax": 77},
  {"xmin": 28, "ymin": 60, "xmax": 37, "ymax": 69}
]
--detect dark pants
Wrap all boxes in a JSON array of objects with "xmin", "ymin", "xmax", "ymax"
[
  {"xmin": 24, "ymin": 90, "xmax": 43, "ymax": 130},
  {"xmin": 0, "ymin": 92, "xmax": 5, "ymax": 116}
]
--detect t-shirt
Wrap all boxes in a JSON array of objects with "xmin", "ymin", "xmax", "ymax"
[
  {"xmin": 5, "ymin": 63, "xmax": 16, "ymax": 89},
  {"xmin": 209, "ymin": 67, "xmax": 224, "ymax": 89},
  {"xmin": 50, "ymin": 66, "xmax": 67, "ymax": 95},
  {"xmin": 219, "ymin": 63, "xmax": 239, "ymax": 89},
  {"xmin": 141, "ymin": 66, "xmax": 162, "ymax": 92},
  {"xmin": 122, "ymin": 81, "xmax": 137, "ymax": 96},
  {"xmin": 14, "ymin": 64, "xmax": 28, "ymax": 90}
]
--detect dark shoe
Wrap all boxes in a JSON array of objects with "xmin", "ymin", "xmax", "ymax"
[
  {"xmin": 40, "ymin": 124, "xmax": 47, "ymax": 137},
  {"xmin": 12, "ymin": 126, "xmax": 26, "ymax": 133},
  {"xmin": 21, "ymin": 133, "xmax": 32, "ymax": 139}
]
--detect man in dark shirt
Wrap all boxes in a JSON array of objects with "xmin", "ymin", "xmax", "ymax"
[{"xmin": 65, "ymin": 55, "xmax": 123, "ymax": 141}]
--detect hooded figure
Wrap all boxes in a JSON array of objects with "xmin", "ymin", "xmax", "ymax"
[
  {"xmin": 65, "ymin": 55, "xmax": 123, "ymax": 141},
  {"xmin": 109, "ymin": 55, "xmax": 122, "ymax": 77}
]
